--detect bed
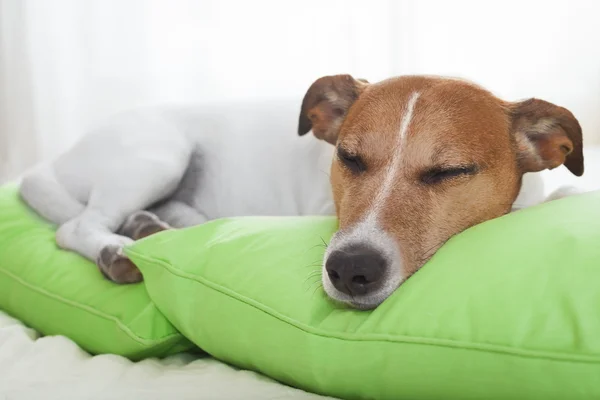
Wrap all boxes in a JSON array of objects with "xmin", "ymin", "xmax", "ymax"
[
  {"xmin": 0, "ymin": 309, "xmax": 333, "ymax": 399},
  {"xmin": 1, "ymin": 148, "xmax": 599, "ymax": 400}
]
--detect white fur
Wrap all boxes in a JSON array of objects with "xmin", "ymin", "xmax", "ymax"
[
  {"xmin": 545, "ymin": 185, "xmax": 584, "ymax": 202},
  {"xmin": 20, "ymin": 101, "xmax": 335, "ymax": 263},
  {"xmin": 322, "ymin": 215, "xmax": 403, "ymax": 309},
  {"xmin": 371, "ymin": 92, "xmax": 420, "ymax": 218}
]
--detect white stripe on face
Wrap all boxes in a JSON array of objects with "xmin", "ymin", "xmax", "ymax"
[
  {"xmin": 323, "ymin": 92, "xmax": 420, "ymax": 308},
  {"xmin": 368, "ymin": 91, "xmax": 420, "ymax": 220}
]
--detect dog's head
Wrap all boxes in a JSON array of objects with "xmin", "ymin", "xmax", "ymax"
[{"xmin": 298, "ymin": 75, "xmax": 584, "ymax": 309}]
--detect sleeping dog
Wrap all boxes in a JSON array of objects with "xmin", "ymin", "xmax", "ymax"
[{"xmin": 20, "ymin": 74, "xmax": 583, "ymax": 309}]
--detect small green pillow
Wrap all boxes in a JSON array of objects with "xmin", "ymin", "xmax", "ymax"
[
  {"xmin": 0, "ymin": 185, "xmax": 192, "ymax": 360},
  {"xmin": 127, "ymin": 192, "xmax": 600, "ymax": 400}
]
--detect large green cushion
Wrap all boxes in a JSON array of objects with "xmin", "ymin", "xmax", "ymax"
[
  {"xmin": 127, "ymin": 191, "xmax": 600, "ymax": 400},
  {"xmin": 0, "ymin": 185, "xmax": 192, "ymax": 360}
]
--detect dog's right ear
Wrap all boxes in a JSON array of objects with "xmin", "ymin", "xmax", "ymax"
[
  {"xmin": 509, "ymin": 98, "xmax": 584, "ymax": 176},
  {"xmin": 298, "ymin": 75, "xmax": 368, "ymax": 145}
]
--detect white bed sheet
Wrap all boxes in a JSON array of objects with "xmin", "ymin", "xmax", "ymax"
[{"xmin": 0, "ymin": 310, "xmax": 333, "ymax": 400}]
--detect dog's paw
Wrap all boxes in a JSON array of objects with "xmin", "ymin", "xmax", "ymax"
[
  {"xmin": 97, "ymin": 244, "xmax": 143, "ymax": 284},
  {"xmin": 119, "ymin": 210, "xmax": 171, "ymax": 241}
]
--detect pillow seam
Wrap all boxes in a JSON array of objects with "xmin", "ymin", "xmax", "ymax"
[
  {"xmin": 127, "ymin": 248, "xmax": 600, "ymax": 364},
  {"xmin": 0, "ymin": 266, "xmax": 183, "ymax": 346}
]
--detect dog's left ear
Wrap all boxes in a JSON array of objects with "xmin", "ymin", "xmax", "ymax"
[
  {"xmin": 298, "ymin": 75, "xmax": 368, "ymax": 145},
  {"xmin": 510, "ymin": 98, "xmax": 584, "ymax": 176}
]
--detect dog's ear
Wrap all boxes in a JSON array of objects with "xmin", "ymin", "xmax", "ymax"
[
  {"xmin": 298, "ymin": 75, "xmax": 368, "ymax": 145},
  {"xmin": 510, "ymin": 98, "xmax": 584, "ymax": 176}
]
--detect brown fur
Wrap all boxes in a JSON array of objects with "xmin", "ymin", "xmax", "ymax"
[{"xmin": 300, "ymin": 75, "xmax": 584, "ymax": 279}]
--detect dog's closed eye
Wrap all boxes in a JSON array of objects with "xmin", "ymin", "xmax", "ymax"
[
  {"xmin": 421, "ymin": 165, "xmax": 478, "ymax": 185},
  {"xmin": 337, "ymin": 147, "xmax": 366, "ymax": 174}
]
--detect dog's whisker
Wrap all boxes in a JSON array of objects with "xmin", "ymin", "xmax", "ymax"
[
  {"xmin": 294, "ymin": 258, "xmax": 325, "ymax": 271},
  {"xmin": 303, "ymin": 243, "xmax": 328, "ymax": 253},
  {"xmin": 303, "ymin": 280, "xmax": 322, "ymax": 291},
  {"xmin": 303, "ymin": 276, "xmax": 319, "ymax": 286},
  {"xmin": 305, "ymin": 279, "xmax": 323, "ymax": 294},
  {"xmin": 300, "ymin": 261, "xmax": 324, "ymax": 269},
  {"xmin": 302, "ymin": 275, "xmax": 318, "ymax": 285},
  {"xmin": 310, "ymin": 283, "xmax": 324, "ymax": 300},
  {"xmin": 418, "ymin": 239, "xmax": 451, "ymax": 266},
  {"xmin": 305, "ymin": 268, "xmax": 323, "ymax": 277},
  {"xmin": 318, "ymin": 168, "xmax": 331, "ymax": 179},
  {"xmin": 319, "ymin": 236, "xmax": 329, "ymax": 248},
  {"xmin": 304, "ymin": 272, "xmax": 322, "ymax": 282}
]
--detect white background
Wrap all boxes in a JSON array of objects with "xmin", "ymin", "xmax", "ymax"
[{"xmin": 1, "ymin": 0, "xmax": 600, "ymax": 182}]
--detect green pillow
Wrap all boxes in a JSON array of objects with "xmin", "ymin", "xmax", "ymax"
[
  {"xmin": 127, "ymin": 191, "xmax": 600, "ymax": 400},
  {"xmin": 0, "ymin": 185, "xmax": 193, "ymax": 360}
]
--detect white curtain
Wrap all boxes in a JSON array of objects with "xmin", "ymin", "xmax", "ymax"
[{"xmin": 2, "ymin": 0, "xmax": 600, "ymax": 182}]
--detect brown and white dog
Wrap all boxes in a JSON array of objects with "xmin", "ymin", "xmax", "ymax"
[
  {"xmin": 299, "ymin": 74, "xmax": 583, "ymax": 309},
  {"xmin": 19, "ymin": 74, "xmax": 583, "ymax": 310}
]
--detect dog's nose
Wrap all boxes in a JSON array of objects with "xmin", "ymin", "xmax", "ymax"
[{"xmin": 325, "ymin": 245, "xmax": 386, "ymax": 297}]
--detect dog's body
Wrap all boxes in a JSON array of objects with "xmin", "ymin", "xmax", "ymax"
[
  {"xmin": 20, "ymin": 75, "xmax": 583, "ymax": 308},
  {"xmin": 20, "ymin": 101, "xmax": 335, "ymax": 282}
]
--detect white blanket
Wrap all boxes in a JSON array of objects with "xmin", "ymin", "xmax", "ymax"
[{"xmin": 0, "ymin": 310, "xmax": 333, "ymax": 400}]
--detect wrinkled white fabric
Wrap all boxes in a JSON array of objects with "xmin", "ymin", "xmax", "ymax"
[{"xmin": 0, "ymin": 310, "xmax": 334, "ymax": 400}]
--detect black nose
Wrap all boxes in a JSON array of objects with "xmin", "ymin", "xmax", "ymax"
[{"xmin": 325, "ymin": 245, "xmax": 386, "ymax": 297}]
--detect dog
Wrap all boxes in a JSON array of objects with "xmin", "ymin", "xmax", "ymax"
[
  {"xmin": 20, "ymin": 75, "xmax": 583, "ymax": 310},
  {"xmin": 19, "ymin": 100, "xmax": 336, "ymax": 283},
  {"xmin": 299, "ymin": 75, "xmax": 583, "ymax": 309}
]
